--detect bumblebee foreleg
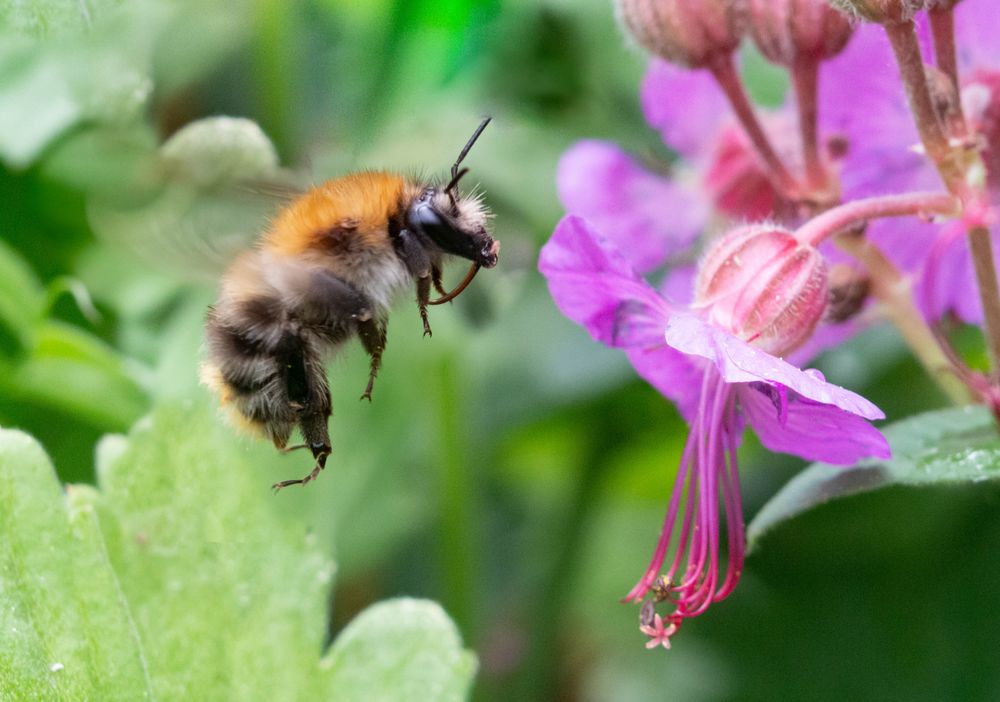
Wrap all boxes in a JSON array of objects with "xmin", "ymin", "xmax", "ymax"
[
  {"xmin": 415, "ymin": 275, "xmax": 433, "ymax": 337},
  {"xmin": 393, "ymin": 228, "xmax": 435, "ymax": 336}
]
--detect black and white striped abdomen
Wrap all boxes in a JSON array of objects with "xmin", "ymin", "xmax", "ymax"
[
  {"xmin": 203, "ymin": 293, "xmax": 330, "ymax": 448},
  {"xmin": 202, "ymin": 250, "xmax": 382, "ymax": 450}
]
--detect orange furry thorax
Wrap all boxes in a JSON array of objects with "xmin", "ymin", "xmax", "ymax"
[{"xmin": 264, "ymin": 171, "xmax": 415, "ymax": 256}]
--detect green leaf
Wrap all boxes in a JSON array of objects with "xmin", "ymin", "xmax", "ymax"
[
  {"xmin": 0, "ymin": 321, "xmax": 150, "ymax": 429},
  {"xmin": 0, "ymin": 429, "xmax": 154, "ymax": 700},
  {"xmin": 0, "ymin": 238, "xmax": 44, "ymax": 356},
  {"xmin": 0, "ymin": 403, "xmax": 477, "ymax": 699},
  {"xmin": 323, "ymin": 599, "xmax": 478, "ymax": 701},
  {"xmin": 748, "ymin": 405, "xmax": 1000, "ymax": 549},
  {"xmin": 0, "ymin": 3, "xmax": 152, "ymax": 168}
]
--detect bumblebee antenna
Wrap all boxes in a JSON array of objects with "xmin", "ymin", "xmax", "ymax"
[{"xmin": 446, "ymin": 117, "xmax": 491, "ymax": 206}]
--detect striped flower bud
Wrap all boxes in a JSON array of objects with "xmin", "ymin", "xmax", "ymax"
[
  {"xmin": 746, "ymin": 0, "xmax": 854, "ymax": 66},
  {"xmin": 695, "ymin": 225, "xmax": 828, "ymax": 356},
  {"xmin": 616, "ymin": 0, "xmax": 746, "ymax": 68}
]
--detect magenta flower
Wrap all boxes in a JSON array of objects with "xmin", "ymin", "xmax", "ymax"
[{"xmin": 539, "ymin": 215, "xmax": 890, "ymax": 644}]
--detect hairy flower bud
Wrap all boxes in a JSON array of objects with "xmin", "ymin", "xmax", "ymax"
[
  {"xmin": 616, "ymin": 0, "xmax": 745, "ymax": 68},
  {"xmin": 827, "ymin": 0, "xmax": 954, "ymax": 24},
  {"xmin": 695, "ymin": 225, "xmax": 828, "ymax": 355},
  {"xmin": 746, "ymin": 0, "xmax": 854, "ymax": 66}
]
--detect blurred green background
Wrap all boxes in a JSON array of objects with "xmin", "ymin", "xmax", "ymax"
[{"xmin": 2, "ymin": 1, "xmax": 999, "ymax": 700}]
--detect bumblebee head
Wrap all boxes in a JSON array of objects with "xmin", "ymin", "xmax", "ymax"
[
  {"xmin": 408, "ymin": 188, "xmax": 498, "ymax": 268},
  {"xmin": 407, "ymin": 117, "xmax": 499, "ymax": 268}
]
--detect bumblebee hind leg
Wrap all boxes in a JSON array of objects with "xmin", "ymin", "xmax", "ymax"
[
  {"xmin": 357, "ymin": 317, "xmax": 387, "ymax": 401},
  {"xmin": 272, "ymin": 335, "xmax": 333, "ymax": 491},
  {"xmin": 272, "ymin": 414, "xmax": 332, "ymax": 491}
]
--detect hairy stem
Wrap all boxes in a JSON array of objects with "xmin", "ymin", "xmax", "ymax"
[
  {"xmin": 967, "ymin": 226, "xmax": 1000, "ymax": 376},
  {"xmin": 882, "ymin": 20, "xmax": 964, "ymax": 191},
  {"xmin": 795, "ymin": 191, "xmax": 959, "ymax": 247},
  {"xmin": 708, "ymin": 54, "xmax": 800, "ymax": 197},
  {"xmin": 792, "ymin": 56, "xmax": 825, "ymax": 190},
  {"xmin": 928, "ymin": 6, "xmax": 968, "ymax": 138},
  {"xmin": 835, "ymin": 233, "xmax": 971, "ymax": 404},
  {"xmin": 928, "ymin": 7, "xmax": 960, "ymax": 98}
]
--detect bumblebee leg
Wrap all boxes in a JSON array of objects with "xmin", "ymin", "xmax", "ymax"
[
  {"xmin": 272, "ymin": 443, "xmax": 330, "ymax": 491},
  {"xmin": 416, "ymin": 275, "xmax": 433, "ymax": 337},
  {"xmin": 392, "ymin": 228, "xmax": 434, "ymax": 336},
  {"xmin": 357, "ymin": 317, "xmax": 387, "ymax": 401},
  {"xmin": 431, "ymin": 265, "xmax": 447, "ymax": 297},
  {"xmin": 273, "ymin": 413, "xmax": 331, "ymax": 491}
]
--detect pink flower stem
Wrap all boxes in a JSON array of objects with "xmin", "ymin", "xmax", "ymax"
[
  {"xmin": 928, "ymin": 6, "xmax": 968, "ymax": 138},
  {"xmin": 834, "ymin": 230, "xmax": 971, "ymax": 405},
  {"xmin": 928, "ymin": 7, "xmax": 960, "ymax": 100},
  {"xmin": 708, "ymin": 54, "xmax": 801, "ymax": 198},
  {"xmin": 795, "ymin": 191, "xmax": 959, "ymax": 248},
  {"xmin": 791, "ymin": 56, "xmax": 826, "ymax": 190},
  {"xmin": 967, "ymin": 225, "xmax": 1000, "ymax": 377},
  {"xmin": 882, "ymin": 20, "xmax": 965, "ymax": 191}
]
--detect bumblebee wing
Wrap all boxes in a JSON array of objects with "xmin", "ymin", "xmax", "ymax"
[{"xmin": 86, "ymin": 117, "xmax": 306, "ymax": 281}]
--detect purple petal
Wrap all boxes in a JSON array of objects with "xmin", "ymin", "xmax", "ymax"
[
  {"xmin": 557, "ymin": 141, "xmax": 707, "ymax": 274},
  {"xmin": 663, "ymin": 314, "xmax": 885, "ymax": 420},
  {"xmin": 955, "ymin": 0, "xmax": 1000, "ymax": 68},
  {"xmin": 787, "ymin": 317, "xmax": 869, "ymax": 369},
  {"xmin": 539, "ymin": 215, "xmax": 672, "ymax": 347},
  {"xmin": 865, "ymin": 215, "xmax": 942, "ymax": 276},
  {"xmin": 917, "ymin": 221, "xmax": 1000, "ymax": 324},
  {"xmin": 641, "ymin": 60, "xmax": 727, "ymax": 159},
  {"xmin": 626, "ymin": 345, "xmax": 705, "ymax": 422},
  {"xmin": 658, "ymin": 263, "xmax": 696, "ymax": 306},
  {"xmin": 739, "ymin": 384, "xmax": 891, "ymax": 464},
  {"xmin": 820, "ymin": 23, "xmax": 939, "ymax": 198}
]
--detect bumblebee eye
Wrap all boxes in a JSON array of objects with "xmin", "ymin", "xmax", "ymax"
[{"xmin": 408, "ymin": 199, "xmax": 480, "ymax": 262}]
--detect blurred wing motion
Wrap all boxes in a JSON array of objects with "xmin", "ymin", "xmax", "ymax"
[{"xmin": 87, "ymin": 117, "xmax": 304, "ymax": 281}]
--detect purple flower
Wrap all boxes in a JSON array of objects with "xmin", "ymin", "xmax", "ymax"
[{"xmin": 539, "ymin": 216, "xmax": 890, "ymax": 639}]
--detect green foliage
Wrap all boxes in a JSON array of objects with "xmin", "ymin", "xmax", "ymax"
[
  {"xmin": 0, "ymin": 406, "xmax": 476, "ymax": 700},
  {"xmin": 748, "ymin": 405, "xmax": 1000, "ymax": 548}
]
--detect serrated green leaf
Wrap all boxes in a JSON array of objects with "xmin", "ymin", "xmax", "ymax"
[
  {"xmin": 0, "ymin": 428, "xmax": 153, "ymax": 701},
  {"xmin": 748, "ymin": 405, "xmax": 1000, "ymax": 548},
  {"xmin": 1, "ymin": 404, "xmax": 476, "ymax": 700}
]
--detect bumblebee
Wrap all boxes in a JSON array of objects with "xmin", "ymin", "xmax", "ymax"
[{"xmin": 202, "ymin": 119, "xmax": 498, "ymax": 490}]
